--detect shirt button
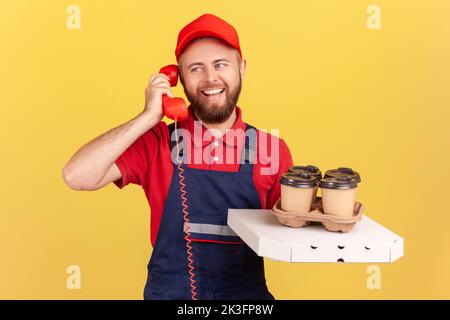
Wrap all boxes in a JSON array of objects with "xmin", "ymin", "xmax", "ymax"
[
  {"xmin": 213, "ymin": 156, "xmax": 219, "ymax": 162},
  {"xmin": 213, "ymin": 141, "xmax": 219, "ymax": 147}
]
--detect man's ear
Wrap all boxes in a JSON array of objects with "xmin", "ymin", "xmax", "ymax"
[
  {"xmin": 240, "ymin": 58, "xmax": 247, "ymax": 80},
  {"xmin": 178, "ymin": 66, "xmax": 185, "ymax": 87}
]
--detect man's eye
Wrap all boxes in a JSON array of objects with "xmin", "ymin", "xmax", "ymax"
[
  {"xmin": 191, "ymin": 67, "xmax": 202, "ymax": 72},
  {"xmin": 216, "ymin": 63, "xmax": 226, "ymax": 69}
]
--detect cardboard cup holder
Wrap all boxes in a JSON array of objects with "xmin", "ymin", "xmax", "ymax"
[{"xmin": 271, "ymin": 197, "xmax": 364, "ymax": 233}]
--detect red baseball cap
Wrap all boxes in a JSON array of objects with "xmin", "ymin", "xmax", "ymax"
[{"xmin": 175, "ymin": 13, "xmax": 242, "ymax": 61}]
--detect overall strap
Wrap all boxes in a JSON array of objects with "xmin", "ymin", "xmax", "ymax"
[
  {"xmin": 168, "ymin": 122, "xmax": 180, "ymax": 151},
  {"xmin": 241, "ymin": 123, "xmax": 257, "ymax": 165},
  {"xmin": 168, "ymin": 122, "xmax": 185, "ymax": 162}
]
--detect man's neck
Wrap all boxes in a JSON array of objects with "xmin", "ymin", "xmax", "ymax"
[{"xmin": 197, "ymin": 108, "xmax": 237, "ymax": 138}]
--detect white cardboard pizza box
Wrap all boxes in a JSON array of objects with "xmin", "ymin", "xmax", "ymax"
[{"xmin": 227, "ymin": 209, "xmax": 404, "ymax": 263}]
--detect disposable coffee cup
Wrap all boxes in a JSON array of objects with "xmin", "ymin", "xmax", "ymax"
[
  {"xmin": 324, "ymin": 167, "xmax": 361, "ymax": 183},
  {"xmin": 280, "ymin": 172, "xmax": 317, "ymax": 213},
  {"xmin": 319, "ymin": 176, "xmax": 358, "ymax": 218},
  {"xmin": 288, "ymin": 165, "xmax": 322, "ymax": 204}
]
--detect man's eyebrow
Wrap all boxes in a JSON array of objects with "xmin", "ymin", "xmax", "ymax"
[{"xmin": 187, "ymin": 58, "xmax": 231, "ymax": 69}]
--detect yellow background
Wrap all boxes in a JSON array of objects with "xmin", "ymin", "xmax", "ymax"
[{"xmin": 1, "ymin": 0, "xmax": 449, "ymax": 299}]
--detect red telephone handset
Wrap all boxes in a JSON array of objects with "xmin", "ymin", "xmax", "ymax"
[{"xmin": 159, "ymin": 65, "xmax": 188, "ymax": 121}]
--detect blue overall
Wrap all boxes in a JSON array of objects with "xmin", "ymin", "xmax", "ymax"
[{"xmin": 143, "ymin": 123, "xmax": 275, "ymax": 300}]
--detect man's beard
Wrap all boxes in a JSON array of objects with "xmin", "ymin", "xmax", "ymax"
[{"xmin": 182, "ymin": 75, "xmax": 242, "ymax": 124}]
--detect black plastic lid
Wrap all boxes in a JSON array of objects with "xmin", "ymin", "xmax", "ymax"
[
  {"xmin": 288, "ymin": 165, "xmax": 322, "ymax": 181},
  {"xmin": 319, "ymin": 176, "xmax": 358, "ymax": 190},
  {"xmin": 280, "ymin": 172, "xmax": 317, "ymax": 188},
  {"xmin": 324, "ymin": 167, "xmax": 361, "ymax": 183}
]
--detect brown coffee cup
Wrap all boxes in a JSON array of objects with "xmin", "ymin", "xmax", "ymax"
[
  {"xmin": 280, "ymin": 172, "xmax": 317, "ymax": 213},
  {"xmin": 319, "ymin": 176, "xmax": 358, "ymax": 218},
  {"xmin": 288, "ymin": 165, "xmax": 322, "ymax": 205}
]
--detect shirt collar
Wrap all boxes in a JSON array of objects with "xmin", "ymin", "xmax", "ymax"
[{"xmin": 179, "ymin": 105, "xmax": 247, "ymax": 148}]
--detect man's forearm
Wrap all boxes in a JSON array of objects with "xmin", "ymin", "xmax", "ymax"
[{"xmin": 62, "ymin": 111, "xmax": 159, "ymax": 189}]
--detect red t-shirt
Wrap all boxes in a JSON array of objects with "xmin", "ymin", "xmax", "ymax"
[{"xmin": 114, "ymin": 106, "xmax": 293, "ymax": 247}]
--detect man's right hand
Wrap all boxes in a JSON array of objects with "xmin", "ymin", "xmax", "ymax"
[{"xmin": 143, "ymin": 73, "xmax": 174, "ymax": 121}]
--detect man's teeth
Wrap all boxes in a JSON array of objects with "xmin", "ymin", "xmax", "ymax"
[{"xmin": 202, "ymin": 88, "xmax": 224, "ymax": 96}]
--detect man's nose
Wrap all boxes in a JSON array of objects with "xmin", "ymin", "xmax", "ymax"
[{"xmin": 203, "ymin": 66, "xmax": 220, "ymax": 83}]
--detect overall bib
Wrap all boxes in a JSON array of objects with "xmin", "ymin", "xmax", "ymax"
[{"xmin": 144, "ymin": 123, "xmax": 274, "ymax": 300}]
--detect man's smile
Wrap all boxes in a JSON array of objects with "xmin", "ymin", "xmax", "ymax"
[{"xmin": 200, "ymin": 88, "xmax": 225, "ymax": 100}]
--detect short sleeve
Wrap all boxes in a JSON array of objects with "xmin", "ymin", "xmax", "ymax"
[{"xmin": 113, "ymin": 128, "xmax": 158, "ymax": 189}]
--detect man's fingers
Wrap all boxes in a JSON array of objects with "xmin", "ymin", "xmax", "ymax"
[
  {"xmin": 145, "ymin": 74, "xmax": 173, "ymax": 99},
  {"xmin": 158, "ymin": 88, "xmax": 173, "ymax": 98},
  {"xmin": 151, "ymin": 85, "xmax": 173, "ymax": 96},
  {"xmin": 152, "ymin": 80, "xmax": 170, "ymax": 87},
  {"xmin": 149, "ymin": 73, "xmax": 171, "ymax": 86}
]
